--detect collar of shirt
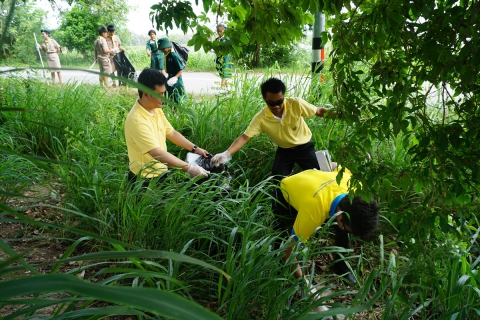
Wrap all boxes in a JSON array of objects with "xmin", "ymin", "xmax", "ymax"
[{"xmin": 136, "ymin": 100, "xmax": 161, "ymax": 117}]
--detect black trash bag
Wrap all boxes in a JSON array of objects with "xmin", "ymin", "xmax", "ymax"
[
  {"xmin": 113, "ymin": 51, "xmax": 136, "ymax": 85},
  {"xmin": 185, "ymin": 153, "xmax": 234, "ymax": 191},
  {"xmin": 172, "ymin": 41, "xmax": 189, "ymax": 67}
]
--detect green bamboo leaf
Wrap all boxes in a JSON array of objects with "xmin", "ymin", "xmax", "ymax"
[
  {"xmin": 57, "ymin": 250, "xmax": 231, "ymax": 280},
  {"xmin": 0, "ymin": 275, "xmax": 222, "ymax": 320},
  {"xmin": 0, "ymin": 239, "xmax": 40, "ymax": 276},
  {"xmin": 50, "ymin": 306, "xmax": 146, "ymax": 319},
  {"xmin": 2, "ymin": 297, "xmax": 85, "ymax": 320}
]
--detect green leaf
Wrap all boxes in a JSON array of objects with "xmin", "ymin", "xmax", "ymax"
[
  {"xmin": 0, "ymin": 275, "xmax": 222, "ymax": 320},
  {"xmin": 57, "ymin": 250, "xmax": 231, "ymax": 280},
  {"xmin": 377, "ymin": 26, "xmax": 386, "ymax": 45}
]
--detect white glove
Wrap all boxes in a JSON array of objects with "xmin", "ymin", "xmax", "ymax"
[
  {"xmin": 210, "ymin": 150, "xmax": 231, "ymax": 166},
  {"xmin": 167, "ymin": 76, "xmax": 178, "ymax": 86},
  {"xmin": 112, "ymin": 48, "xmax": 120, "ymax": 54},
  {"xmin": 36, "ymin": 43, "xmax": 41, "ymax": 50},
  {"xmin": 304, "ymin": 279, "xmax": 335, "ymax": 313},
  {"xmin": 186, "ymin": 164, "xmax": 209, "ymax": 178}
]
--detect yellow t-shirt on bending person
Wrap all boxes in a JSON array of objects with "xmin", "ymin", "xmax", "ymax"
[
  {"xmin": 243, "ymin": 97, "xmax": 317, "ymax": 148},
  {"xmin": 280, "ymin": 168, "xmax": 353, "ymax": 241},
  {"xmin": 124, "ymin": 100, "xmax": 174, "ymax": 178}
]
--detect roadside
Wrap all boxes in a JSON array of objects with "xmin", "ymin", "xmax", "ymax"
[{"xmin": 0, "ymin": 67, "xmax": 226, "ymax": 95}]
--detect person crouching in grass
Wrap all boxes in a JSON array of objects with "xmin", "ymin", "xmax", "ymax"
[
  {"xmin": 275, "ymin": 167, "xmax": 379, "ymax": 288},
  {"xmin": 124, "ymin": 68, "xmax": 209, "ymax": 187}
]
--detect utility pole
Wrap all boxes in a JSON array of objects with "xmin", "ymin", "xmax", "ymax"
[{"xmin": 312, "ymin": 11, "xmax": 325, "ymax": 80}]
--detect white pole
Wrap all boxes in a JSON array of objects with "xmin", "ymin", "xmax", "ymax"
[
  {"xmin": 33, "ymin": 32, "xmax": 45, "ymax": 69},
  {"xmin": 89, "ymin": 59, "xmax": 97, "ymax": 70}
]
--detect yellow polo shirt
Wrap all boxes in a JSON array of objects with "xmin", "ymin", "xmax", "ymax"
[
  {"xmin": 124, "ymin": 100, "xmax": 174, "ymax": 178},
  {"xmin": 280, "ymin": 168, "xmax": 352, "ymax": 241},
  {"xmin": 244, "ymin": 97, "xmax": 317, "ymax": 148}
]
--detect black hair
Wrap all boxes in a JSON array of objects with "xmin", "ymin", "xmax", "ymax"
[
  {"xmin": 98, "ymin": 27, "xmax": 107, "ymax": 35},
  {"xmin": 339, "ymin": 196, "xmax": 379, "ymax": 237},
  {"xmin": 148, "ymin": 29, "xmax": 156, "ymax": 35},
  {"xmin": 261, "ymin": 77, "xmax": 286, "ymax": 97},
  {"xmin": 107, "ymin": 24, "xmax": 115, "ymax": 31},
  {"xmin": 137, "ymin": 68, "xmax": 167, "ymax": 98}
]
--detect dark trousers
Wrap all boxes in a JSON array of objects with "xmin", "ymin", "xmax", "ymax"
[
  {"xmin": 127, "ymin": 171, "xmax": 169, "ymax": 190},
  {"xmin": 271, "ymin": 140, "xmax": 320, "ymax": 178},
  {"xmin": 271, "ymin": 140, "xmax": 320, "ymax": 214}
]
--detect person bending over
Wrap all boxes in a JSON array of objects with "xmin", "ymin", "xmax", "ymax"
[
  {"xmin": 211, "ymin": 77, "xmax": 336, "ymax": 179},
  {"xmin": 276, "ymin": 167, "xmax": 379, "ymax": 285}
]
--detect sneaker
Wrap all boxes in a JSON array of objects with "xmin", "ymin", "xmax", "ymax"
[{"xmin": 333, "ymin": 260, "xmax": 358, "ymax": 285}]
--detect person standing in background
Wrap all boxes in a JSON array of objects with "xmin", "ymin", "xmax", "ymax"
[
  {"xmin": 158, "ymin": 38, "xmax": 186, "ymax": 104},
  {"xmin": 94, "ymin": 26, "xmax": 119, "ymax": 88},
  {"xmin": 36, "ymin": 29, "xmax": 62, "ymax": 85},
  {"xmin": 214, "ymin": 24, "xmax": 233, "ymax": 89},
  {"xmin": 146, "ymin": 30, "xmax": 166, "ymax": 76},
  {"xmin": 106, "ymin": 24, "xmax": 125, "ymax": 87}
]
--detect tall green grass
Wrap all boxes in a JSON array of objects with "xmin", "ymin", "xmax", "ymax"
[{"xmin": 1, "ymin": 67, "xmax": 479, "ymax": 319}]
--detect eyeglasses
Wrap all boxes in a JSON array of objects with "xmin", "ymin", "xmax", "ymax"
[{"xmin": 265, "ymin": 98, "xmax": 284, "ymax": 107}]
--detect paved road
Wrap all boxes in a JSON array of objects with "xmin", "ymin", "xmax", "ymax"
[{"xmin": 0, "ymin": 67, "xmax": 226, "ymax": 95}]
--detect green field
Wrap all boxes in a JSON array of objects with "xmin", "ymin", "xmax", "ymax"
[{"xmin": 0, "ymin": 69, "xmax": 478, "ymax": 319}]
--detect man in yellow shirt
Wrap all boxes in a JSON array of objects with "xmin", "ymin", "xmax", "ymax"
[
  {"xmin": 277, "ymin": 168, "xmax": 379, "ymax": 285},
  {"xmin": 211, "ymin": 77, "xmax": 336, "ymax": 177},
  {"xmin": 124, "ymin": 68, "xmax": 209, "ymax": 186}
]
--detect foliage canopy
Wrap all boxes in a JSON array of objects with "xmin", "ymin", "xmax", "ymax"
[
  {"xmin": 150, "ymin": 0, "xmax": 315, "ymax": 66},
  {"xmin": 57, "ymin": 0, "xmax": 129, "ymax": 58},
  {"xmin": 324, "ymin": 0, "xmax": 479, "ymax": 242},
  {"xmin": 151, "ymin": 0, "xmax": 480, "ymax": 239},
  {"xmin": 0, "ymin": 0, "xmax": 46, "ymax": 62}
]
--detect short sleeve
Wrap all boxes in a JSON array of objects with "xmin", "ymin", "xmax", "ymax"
[
  {"xmin": 163, "ymin": 117, "xmax": 175, "ymax": 136},
  {"xmin": 297, "ymin": 98, "xmax": 317, "ymax": 118},
  {"xmin": 243, "ymin": 112, "xmax": 263, "ymax": 138},
  {"xmin": 101, "ymin": 38, "xmax": 109, "ymax": 51}
]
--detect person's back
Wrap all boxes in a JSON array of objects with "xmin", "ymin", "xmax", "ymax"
[{"xmin": 94, "ymin": 38, "xmax": 109, "ymax": 59}]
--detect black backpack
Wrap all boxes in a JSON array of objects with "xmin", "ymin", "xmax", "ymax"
[{"xmin": 172, "ymin": 41, "xmax": 189, "ymax": 67}]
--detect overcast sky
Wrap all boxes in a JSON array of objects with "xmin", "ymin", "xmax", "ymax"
[
  {"xmin": 36, "ymin": 0, "xmax": 209, "ymax": 35},
  {"xmin": 127, "ymin": 0, "xmax": 165, "ymax": 35}
]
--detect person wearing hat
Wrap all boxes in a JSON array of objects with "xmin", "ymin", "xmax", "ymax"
[
  {"xmin": 214, "ymin": 24, "xmax": 233, "ymax": 89},
  {"xmin": 105, "ymin": 24, "xmax": 125, "ymax": 87},
  {"xmin": 36, "ymin": 29, "xmax": 62, "ymax": 85},
  {"xmin": 94, "ymin": 26, "xmax": 120, "ymax": 88},
  {"xmin": 158, "ymin": 38, "xmax": 186, "ymax": 104},
  {"xmin": 145, "ymin": 30, "xmax": 166, "ymax": 76}
]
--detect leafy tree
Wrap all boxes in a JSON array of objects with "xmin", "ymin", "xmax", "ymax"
[
  {"xmin": 151, "ymin": 0, "xmax": 479, "ymax": 240},
  {"xmin": 150, "ymin": 0, "xmax": 315, "ymax": 66},
  {"xmin": 322, "ymin": 0, "xmax": 479, "ymax": 237},
  {"xmin": 0, "ymin": 0, "xmax": 47, "ymax": 63},
  {"xmin": 56, "ymin": 0, "xmax": 129, "ymax": 58}
]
